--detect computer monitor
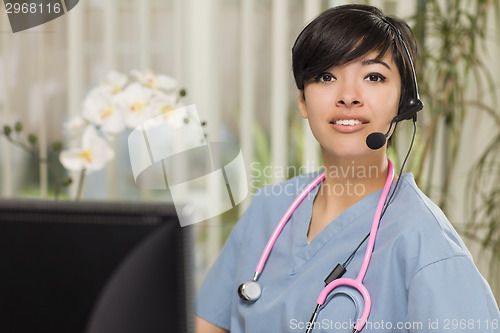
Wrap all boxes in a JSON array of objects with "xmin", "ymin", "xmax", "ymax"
[{"xmin": 0, "ymin": 199, "xmax": 193, "ymax": 333}]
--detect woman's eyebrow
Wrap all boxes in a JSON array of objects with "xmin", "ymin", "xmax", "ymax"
[{"xmin": 362, "ymin": 59, "xmax": 391, "ymax": 70}]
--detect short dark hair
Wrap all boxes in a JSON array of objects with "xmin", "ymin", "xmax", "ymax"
[{"xmin": 292, "ymin": 4, "xmax": 418, "ymax": 116}]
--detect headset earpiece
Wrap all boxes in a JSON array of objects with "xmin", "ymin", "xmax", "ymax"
[{"xmin": 397, "ymin": 98, "xmax": 424, "ymax": 122}]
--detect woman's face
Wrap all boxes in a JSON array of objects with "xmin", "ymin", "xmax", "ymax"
[{"xmin": 298, "ymin": 50, "xmax": 401, "ymax": 160}]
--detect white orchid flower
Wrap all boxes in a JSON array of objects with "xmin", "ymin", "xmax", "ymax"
[
  {"xmin": 149, "ymin": 91, "xmax": 179, "ymax": 117},
  {"xmin": 131, "ymin": 69, "xmax": 178, "ymax": 91},
  {"xmin": 82, "ymin": 86, "xmax": 125, "ymax": 135},
  {"xmin": 64, "ymin": 114, "xmax": 87, "ymax": 132},
  {"xmin": 115, "ymin": 82, "xmax": 154, "ymax": 128},
  {"xmin": 59, "ymin": 125, "xmax": 115, "ymax": 173},
  {"xmin": 155, "ymin": 74, "xmax": 178, "ymax": 91},
  {"xmin": 163, "ymin": 107, "xmax": 189, "ymax": 129},
  {"xmin": 147, "ymin": 105, "xmax": 199, "ymax": 133},
  {"xmin": 103, "ymin": 70, "xmax": 128, "ymax": 94}
]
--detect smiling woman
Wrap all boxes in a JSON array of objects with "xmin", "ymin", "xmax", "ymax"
[
  {"xmin": 297, "ymin": 50, "xmax": 401, "ymax": 159},
  {"xmin": 194, "ymin": 4, "xmax": 500, "ymax": 333}
]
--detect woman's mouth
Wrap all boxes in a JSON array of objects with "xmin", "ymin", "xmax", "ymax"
[
  {"xmin": 330, "ymin": 118, "xmax": 368, "ymax": 133},
  {"xmin": 332, "ymin": 119, "xmax": 364, "ymax": 126}
]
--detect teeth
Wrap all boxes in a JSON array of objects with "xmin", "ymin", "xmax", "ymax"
[{"xmin": 334, "ymin": 119, "xmax": 363, "ymax": 125}]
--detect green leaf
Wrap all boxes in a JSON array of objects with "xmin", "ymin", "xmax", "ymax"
[
  {"xmin": 3, "ymin": 125, "xmax": 11, "ymax": 136},
  {"xmin": 14, "ymin": 121, "xmax": 23, "ymax": 132},
  {"xmin": 28, "ymin": 134, "xmax": 37, "ymax": 145}
]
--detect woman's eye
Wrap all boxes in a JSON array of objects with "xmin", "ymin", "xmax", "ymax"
[
  {"xmin": 317, "ymin": 73, "xmax": 336, "ymax": 83},
  {"xmin": 365, "ymin": 73, "xmax": 386, "ymax": 82}
]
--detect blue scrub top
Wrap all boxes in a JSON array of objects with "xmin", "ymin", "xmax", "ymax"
[{"xmin": 196, "ymin": 171, "xmax": 500, "ymax": 332}]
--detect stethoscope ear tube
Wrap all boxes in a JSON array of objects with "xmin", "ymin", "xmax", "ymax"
[
  {"xmin": 239, "ymin": 159, "xmax": 395, "ymax": 333},
  {"xmin": 311, "ymin": 159, "xmax": 394, "ymax": 333}
]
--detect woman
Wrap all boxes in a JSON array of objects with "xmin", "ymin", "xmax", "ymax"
[{"xmin": 195, "ymin": 4, "xmax": 500, "ymax": 332}]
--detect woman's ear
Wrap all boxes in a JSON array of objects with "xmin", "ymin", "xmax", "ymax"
[{"xmin": 298, "ymin": 90, "xmax": 308, "ymax": 119}]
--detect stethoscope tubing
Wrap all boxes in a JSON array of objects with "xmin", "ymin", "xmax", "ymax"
[
  {"xmin": 255, "ymin": 171, "xmax": 327, "ymax": 275},
  {"xmin": 316, "ymin": 159, "xmax": 394, "ymax": 332},
  {"xmin": 245, "ymin": 159, "xmax": 394, "ymax": 333}
]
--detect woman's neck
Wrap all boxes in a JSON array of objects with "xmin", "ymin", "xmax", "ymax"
[
  {"xmin": 307, "ymin": 151, "xmax": 390, "ymax": 242},
  {"xmin": 306, "ymin": 148, "xmax": 393, "ymax": 242},
  {"xmin": 317, "ymin": 150, "xmax": 389, "ymax": 208}
]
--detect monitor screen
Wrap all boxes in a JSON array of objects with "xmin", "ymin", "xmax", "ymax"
[{"xmin": 0, "ymin": 199, "xmax": 193, "ymax": 333}]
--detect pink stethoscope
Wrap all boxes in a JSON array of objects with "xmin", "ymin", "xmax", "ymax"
[{"xmin": 238, "ymin": 158, "xmax": 395, "ymax": 333}]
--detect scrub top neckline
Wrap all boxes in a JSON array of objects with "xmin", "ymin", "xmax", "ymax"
[{"xmin": 289, "ymin": 172, "xmax": 411, "ymax": 274}]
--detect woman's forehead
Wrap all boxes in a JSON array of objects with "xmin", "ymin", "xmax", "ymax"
[{"xmin": 327, "ymin": 50, "xmax": 398, "ymax": 71}]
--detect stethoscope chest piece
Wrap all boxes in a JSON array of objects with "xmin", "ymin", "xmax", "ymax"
[{"xmin": 238, "ymin": 280, "xmax": 262, "ymax": 301}]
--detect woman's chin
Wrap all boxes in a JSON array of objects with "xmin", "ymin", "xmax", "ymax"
[{"xmin": 321, "ymin": 140, "xmax": 384, "ymax": 160}]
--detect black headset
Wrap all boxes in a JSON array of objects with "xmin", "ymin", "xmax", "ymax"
[
  {"xmin": 365, "ymin": 14, "xmax": 424, "ymax": 150},
  {"xmin": 382, "ymin": 17, "xmax": 423, "ymax": 121}
]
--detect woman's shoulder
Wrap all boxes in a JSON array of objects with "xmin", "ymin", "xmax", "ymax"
[
  {"xmin": 384, "ymin": 173, "xmax": 473, "ymax": 267},
  {"xmin": 391, "ymin": 174, "xmax": 449, "ymax": 224}
]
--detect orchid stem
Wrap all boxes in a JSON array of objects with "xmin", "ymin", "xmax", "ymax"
[
  {"xmin": 75, "ymin": 169, "xmax": 86, "ymax": 201},
  {"xmin": 2, "ymin": 133, "xmax": 63, "ymax": 199}
]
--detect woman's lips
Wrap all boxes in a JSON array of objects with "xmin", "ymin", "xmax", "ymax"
[
  {"xmin": 330, "ymin": 118, "xmax": 368, "ymax": 133},
  {"xmin": 332, "ymin": 119, "xmax": 363, "ymax": 125}
]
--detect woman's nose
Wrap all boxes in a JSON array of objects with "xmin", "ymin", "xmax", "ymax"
[{"xmin": 336, "ymin": 82, "xmax": 362, "ymax": 107}]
